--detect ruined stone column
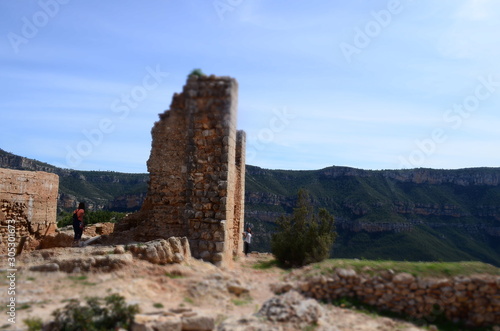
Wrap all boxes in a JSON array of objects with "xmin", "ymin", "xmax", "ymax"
[
  {"xmin": 135, "ymin": 75, "xmax": 245, "ymax": 266},
  {"xmin": 233, "ymin": 131, "xmax": 246, "ymax": 257}
]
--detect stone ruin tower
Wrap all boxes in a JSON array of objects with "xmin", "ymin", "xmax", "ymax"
[
  {"xmin": 0, "ymin": 169, "xmax": 59, "ymax": 254},
  {"xmin": 131, "ymin": 75, "xmax": 245, "ymax": 266}
]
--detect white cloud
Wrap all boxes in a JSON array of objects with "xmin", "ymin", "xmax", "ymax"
[
  {"xmin": 437, "ymin": 0, "xmax": 500, "ymax": 60},
  {"xmin": 456, "ymin": 0, "xmax": 497, "ymax": 20}
]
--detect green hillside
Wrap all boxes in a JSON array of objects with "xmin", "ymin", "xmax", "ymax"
[{"xmin": 245, "ymin": 165, "xmax": 500, "ymax": 266}]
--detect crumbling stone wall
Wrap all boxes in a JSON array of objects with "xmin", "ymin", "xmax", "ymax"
[
  {"xmin": 123, "ymin": 75, "xmax": 246, "ymax": 266},
  {"xmin": 276, "ymin": 269, "xmax": 500, "ymax": 328},
  {"xmin": 233, "ymin": 131, "xmax": 246, "ymax": 257},
  {"xmin": 0, "ymin": 168, "xmax": 59, "ymax": 254}
]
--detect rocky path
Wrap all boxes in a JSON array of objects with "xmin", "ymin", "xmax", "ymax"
[{"xmin": 4, "ymin": 248, "xmax": 426, "ymax": 330}]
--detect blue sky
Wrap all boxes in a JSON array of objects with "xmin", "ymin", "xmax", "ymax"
[{"xmin": 1, "ymin": 0, "xmax": 500, "ymax": 173}]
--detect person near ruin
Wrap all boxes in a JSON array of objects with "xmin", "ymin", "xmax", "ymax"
[
  {"xmin": 73, "ymin": 202, "xmax": 85, "ymax": 245},
  {"xmin": 243, "ymin": 226, "xmax": 252, "ymax": 256}
]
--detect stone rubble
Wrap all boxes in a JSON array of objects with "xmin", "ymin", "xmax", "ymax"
[
  {"xmin": 127, "ymin": 237, "xmax": 191, "ymax": 265},
  {"xmin": 38, "ymin": 232, "xmax": 75, "ymax": 249},
  {"xmin": 131, "ymin": 308, "xmax": 215, "ymax": 331},
  {"xmin": 130, "ymin": 291, "xmax": 337, "ymax": 331},
  {"xmin": 217, "ymin": 316, "xmax": 283, "ymax": 331},
  {"xmin": 27, "ymin": 237, "xmax": 192, "ymax": 273},
  {"xmin": 29, "ymin": 253, "xmax": 133, "ymax": 273},
  {"xmin": 187, "ymin": 273, "xmax": 251, "ymax": 303},
  {"xmin": 217, "ymin": 290, "xmax": 340, "ymax": 331},
  {"xmin": 258, "ymin": 290, "xmax": 323, "ymax": 324}
]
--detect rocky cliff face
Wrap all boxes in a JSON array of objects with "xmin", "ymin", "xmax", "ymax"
[
  {"xmin": 246, "ymin": 165, "xmax": 500, "ymax": 222},
  {"xmin": 247, "ymin": 165, "xmax": 500, "ymax": 186}
]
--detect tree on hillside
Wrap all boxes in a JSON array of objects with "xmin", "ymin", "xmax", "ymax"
[{"xmin": 271, "ymin": 189, "xmax": 337, "ymax": 267}]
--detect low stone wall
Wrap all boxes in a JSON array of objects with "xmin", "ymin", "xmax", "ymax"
[{"xmin": 276, "ymin": 268, "xmax": 500, "ymax": 328}]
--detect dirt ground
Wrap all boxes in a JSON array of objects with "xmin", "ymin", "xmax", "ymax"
[{"xmin": 2, "ymin": 247, "xmax": 426, "ymax": 331}]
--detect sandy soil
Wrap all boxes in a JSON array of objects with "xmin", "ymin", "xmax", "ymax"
[{"xmin": 2, "ymin": 248, "xmax": 426, "ymax": 330}]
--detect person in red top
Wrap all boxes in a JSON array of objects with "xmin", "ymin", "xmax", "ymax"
[{"xmin": 73, "ymin": 202, "xmax": 85, "ymax": 245}]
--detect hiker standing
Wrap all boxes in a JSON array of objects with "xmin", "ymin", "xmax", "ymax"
[
  {"xmin": 73, "ymin": 202, "xmax": 85, "ymax": 245},
  {"xmin": 243, "ymin": 227, "xmax": 252, "ymax": 256}
]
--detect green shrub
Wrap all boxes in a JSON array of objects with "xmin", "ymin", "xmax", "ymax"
[
  {"xmin": 50, "ymin": 293, "xmax": 139, "ymax": 330},
  {"xmin": 23, "ymin": 317, "xmax": 43, "ymax": 331},
  {"xmin": 189, "ymin": 68, "xmax": 205, "ymax": 77},
  {"xmin": 271, "ymin": 189, "xmax": 337, "ymax": 267},
  {"xmin": 57, "ymin": 210, "xmax": 126, "ymax": 228}
]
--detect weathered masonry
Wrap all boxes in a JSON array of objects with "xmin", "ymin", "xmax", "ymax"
[
  {"xmin": 125, "ymin": 75, "xmax": 246, "ymax": 266},
  {"xmin": 0, "ymin": 168, "xmax": 59, "ymax": 254}
]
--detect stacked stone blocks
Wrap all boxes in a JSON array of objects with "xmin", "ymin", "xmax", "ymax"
[
  {"xmin": 277, "ymin": 268, "xmax": 500, "ymax": 328},
  {"xmin": 138, "ymin": 75, "xmax": 245, "ymax": 266},
  {"xmin": 0, "ymin": 168, "xmax": 59, "ymax": 253}
]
